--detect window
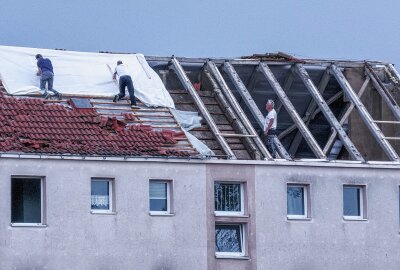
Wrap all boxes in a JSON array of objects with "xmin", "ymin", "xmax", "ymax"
[
  {"xmin": 343, "ymin": 185, "xmax": 365, "ymax": 220},
  {"xmin": 11, "ymin": 177, "xmax": 45, "ymax": 225},
  {"xmin": 91, "ymin": 179, "xmax": 113, "ymax": 213},
  {"xmin": 149, "ymin": 180, "xmax": 171, "ymax": 214},
  {"xmin": 287, "ymin": 184, "xmax": 309, "ymax": 219},
  {"xmin": 215, "ymin": 224, "xmax": 245, "ymax": 257},
  {"xmin": 214, "ymin": 182, "xmax": 244, "ymax": 216}
]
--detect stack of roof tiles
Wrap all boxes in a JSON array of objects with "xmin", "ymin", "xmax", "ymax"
[{"xmin": 0, "ymin": 92, "xmax": 188, "ymax": 157}]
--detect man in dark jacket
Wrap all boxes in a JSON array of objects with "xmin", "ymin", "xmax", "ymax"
[{"xmin": 36, "ymin": 54, "xmax": 62, "ymax": 99}]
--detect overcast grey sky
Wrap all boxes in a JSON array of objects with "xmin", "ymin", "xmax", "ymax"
[{"xmin": 1, "ymin": 0, "xmax": 400, "ymax": 65}]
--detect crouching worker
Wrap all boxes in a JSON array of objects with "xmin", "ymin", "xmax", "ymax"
[
  {"xmin": 112, "ymin": 60, "xmax": 139, "ymax": 109},
  {"xmin": 35, "ymin": 54, "xmax": 62, "ymax": 100},
  {"xmin": 264, "ymin": 99, "xmax": 277, "ymax": 158}
]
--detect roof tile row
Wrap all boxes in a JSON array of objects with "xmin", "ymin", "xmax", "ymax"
[{"xmin": 0, "ymin": 93, "xmax": 191, "ymax": 157}]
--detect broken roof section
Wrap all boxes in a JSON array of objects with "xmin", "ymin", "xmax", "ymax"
[
  {"xmin": 0, "ymin": 90, "xmax": 195, "ymax": 157},
  {"xmin": 1, "ymin": 46, "xmax": 400, "ymax": 163},
  {"xmin": 148, "ymin": 53, "xmax": 400, "ymax": 163}
]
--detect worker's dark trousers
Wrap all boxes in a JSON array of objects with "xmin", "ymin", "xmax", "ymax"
[
  {"xmin": 266, "ymin": 129, "xmax": 276, "ymax": 158},
  {"xmin": 40, "ymin": 71, "xmax": 60, "ymax": 97},
  {"xmin": 118, "ymin": 75, "xmax": 136, "ymax": 106}
]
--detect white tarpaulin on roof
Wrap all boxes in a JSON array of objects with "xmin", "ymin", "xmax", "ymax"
[
  {"xmin": 0, "ymin": 45, "xmax": 174, "ymax": 108},
  {"xmin": 170, "ymin": 109, "xmax": 215, "ymax": 157}
]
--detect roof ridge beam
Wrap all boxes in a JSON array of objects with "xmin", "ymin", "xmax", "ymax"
[
  {"xmin": 258, "ymin": 62, "xmax": 326, "ymax": 159},
  {"xmin": 145, "ymin": 56, "xmax": 386, "ymax": 68}
]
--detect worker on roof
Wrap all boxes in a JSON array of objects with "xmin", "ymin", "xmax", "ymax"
[
  {"xmin": 35, "ymin": 54, "xmax": 62, "ymax": 100},
  {"xmin": 264, "ymin": 99, "xmax": 277, "ymax": 159},
  {"xmin": 112, "ymin": 60, "xmax": 139, "ymax": 109}
]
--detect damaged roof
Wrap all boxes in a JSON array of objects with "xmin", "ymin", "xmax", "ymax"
[
  {"xmin": 0, "ymin": 90, "xmax": 194, "ymax": 157},
  {"xmin": 147, "ymin": 55, "xmax": 400, "ymax": 162},
  {"xmin": 1, "ymin": 50, "xmax": 400, "ymax": 163}
]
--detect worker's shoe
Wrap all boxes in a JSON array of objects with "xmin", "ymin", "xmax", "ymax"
[
  {"xmin": 44, "ymin": 93, "xmax": 51, "ymax": 99},
  {"xmin": 131, "ymin": 105, "xmax": 140, "ymax": 109},
  {"xmin": 113, "ymin": 95, "xmax": 119, "ymax": 102}
]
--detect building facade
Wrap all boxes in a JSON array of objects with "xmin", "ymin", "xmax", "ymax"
[
  {"xmin": 1, "ymin": 47, "xmax": 400, "ymax": 269},
  {"xmin": 0, "ymin": 156, "xmax": 399, "ymax": 269}
]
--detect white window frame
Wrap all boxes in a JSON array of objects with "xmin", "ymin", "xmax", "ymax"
[
  {"xmin": 343, "ymin": 185, "xmax": 364, "ymax": 220},
  {"xmin": 11, "ymin": 176, "xmax": 45, "ymax": 227},
  {"xmin": 90, "ymin": 179, "xmax": 114, "ymax": 214},
  {"xmin": 215, "ymin": 223, "xmax": 246, "ymax": 257},
  {"xmin": 287, "ymin": 184, "xmax": 308, "ymax": 220},
  {"xmin": 149, "ymin": 180, "xmax": 171, "ymax": 215},
  {"xmin": 214, "ymin": 182, "xmax": 245, "ymax": 216}
]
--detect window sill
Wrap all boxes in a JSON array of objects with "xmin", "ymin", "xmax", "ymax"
[
  {"xmin": 343, "ymin": 217, "xmax": 368, "ymax": 221},
  {"xmin": 90, "ymin": 211, "xmax": 117, "ymax": 215},
  {"xmin": 286, "ymin": 217, "xmax": 312, "ymax": 221},
  {"xmin": 215, "ymin": 255, "xmax": 250, "ymax": 260},
  {"xmin": 10, "ymin": 223, "xmax": 47, "ymax": 228},
  {"xmin": 214, "ymin": 213, "xmax": 249, "ymax": 218},
  {"xmin": 149, "ymin": 212, "xmax": 175, "ymax": 216}
]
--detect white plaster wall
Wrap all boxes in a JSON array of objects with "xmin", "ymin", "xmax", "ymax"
[
  {"xmin": 1, "ymin": 157, "xmax": 400, "ymax": 270},
  {"xmin": 255, "ymin": 165, "xmax": 400, "ymax": 270},
  {"xmin": 0, "ymin": 158, "xmax": 208, "ymax": 270}
]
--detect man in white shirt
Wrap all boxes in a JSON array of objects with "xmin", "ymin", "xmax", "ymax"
[
  {"xmin": 112, "ymin": 60, "xmax": 139, "ymax": 109},
  {"xmin": 264, "ymin": 99, "xmax": 277, "ymax": 158}
]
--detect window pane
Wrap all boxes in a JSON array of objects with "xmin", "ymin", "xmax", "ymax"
[
  {"xmin": 11, "ymin": 178, "xmax": 41, "ymax": 223},
  {"xmin": 215, "ymin": 224, "xmax": 242, "ymax": 253},
  {"xmin": 287, "ymin": 186, "xmax": 305, "ymax": 215},
  {"xmin": 214, "ymin": 183, "xmax": 241, "ymax": 212},
  {"xmin": 343, "ymin": 187, "xmax": 361, "ymax": 216},
  {"xmin": 91, "ymin": 181, "xmax": 110, "ymax": 210},
  {"xmin": 150, "ymin": 181, "xmax": 167, "ymax": 211}
]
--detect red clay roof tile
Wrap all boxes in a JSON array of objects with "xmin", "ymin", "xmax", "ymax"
[{"xmin": 0, "ymin": 93, "xmax": 191, "ymax": 157}]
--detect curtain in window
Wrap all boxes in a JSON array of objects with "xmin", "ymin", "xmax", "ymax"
[
  {"xmin": 91, "ymin": 195, "xmax": 109, "ymax": 209},
  {"xmin": 215, "ymin": 224, "xmax": 242, "ymax": 253},
  {"xmin": 214, "ymin": 183, "xmax": 241, "ymax": 212},
  {"xmin": 91, "ymin": 181, "xmax": 110, "ymax": 210},
  {"xmin": 287, "ymin": 186, "xmax": 304, "ymax": 215}
]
